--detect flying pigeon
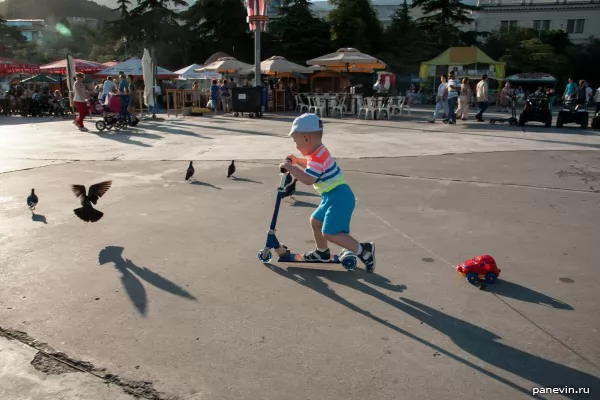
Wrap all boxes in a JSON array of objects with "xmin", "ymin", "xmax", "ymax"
[
  {"xmin": 185, "ymin": 161, "xmax": 194, "ymax": 181},
  {"xmin": 71, "ymin": 181, "xmax": 112, "ymax": 223},
  {"xmin": 27, "ymin": 189, "xmax": 38, "ymax": 211},
  {"xmin": 227, "ymin": 160, "xmax": 235, "ymax": 178}
]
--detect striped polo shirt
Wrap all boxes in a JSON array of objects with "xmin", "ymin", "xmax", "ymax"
[{"xmin": 305, "ymin": 144, "xmax": 346, "ymax": 194}]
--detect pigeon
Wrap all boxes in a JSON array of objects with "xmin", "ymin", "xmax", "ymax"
[
  {"xmin": 185, "ymin": 161, "xmax": 194, "ymax": 181},
  {"xmin": 71, "ymin": 181, "xmax": 112, "ymax": 223},
  {"xmin": 282, "ymin": 175, "xmax": 297, "ymax": 199},
  {"xmin": 227, "ymin": 160, "xmax": 235, "ymax": 178},
  {"xmin": 27, "ymin": 189, "xmax": 38, "ymax": 211}
]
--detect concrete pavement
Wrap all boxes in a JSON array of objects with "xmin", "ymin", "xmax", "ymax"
[{"xmin": 0, "ymin": 112, "xmax": 599, "ymax": 399}]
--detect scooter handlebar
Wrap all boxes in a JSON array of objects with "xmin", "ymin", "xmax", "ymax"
[{"xmin": 280, "ymin": 158, "xmax": 292, "ymax": 173}]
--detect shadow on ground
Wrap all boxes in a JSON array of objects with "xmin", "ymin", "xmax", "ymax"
[
  {"xmin": 487, "ymin": 280, "xmax": 573, "ymax": 310},
  {"xmin": 31, "ymin": 213, "xmax": 47, "ymax": 224},
  {"xmin": 264, "ymin": 264, "xmax": 600, "ymax": 399},
  {"xmin": 190, "ymin": 180, "xmax": 222, "ymax": 190},
  {"xmin": 98, "ymin": 246, "xmax": 197, "ymax": 316}
]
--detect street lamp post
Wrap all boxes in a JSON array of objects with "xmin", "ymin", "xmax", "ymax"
[{"xmin": 245, "ymin": 0, "xmax": 270, "ymax": 87}]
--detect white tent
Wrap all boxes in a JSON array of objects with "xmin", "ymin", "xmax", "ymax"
[
  {"xmin": 95, "ymin": 57, "xmax": 177, "ymax": 79},
  {"xmin": 174, "ymin": 64, "xmax": 221, "ymax": 80}
]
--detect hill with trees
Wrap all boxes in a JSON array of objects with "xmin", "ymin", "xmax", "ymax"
[{"xmin": 0, "ymin": 0, "xmax": 117, "ymax": 21}]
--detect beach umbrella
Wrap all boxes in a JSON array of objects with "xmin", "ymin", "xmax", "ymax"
[
  {"xmin": 95, "ymin": 57, "xmax": 177, "ymax": 79},
  {"xmin": 306, "ymin": 48, "xmax": 387, "ymax": 72},
  {"xmin": 504, "ymin": 73, "xmax": 558, "ymax": 84},
  {"xmin": 40, "ymin": 58, "xmax": 104, "ymax": 74},
  {"xmin": 0, "ymin": 57, "xmax": 39, "ymax": 75},
  {"xmin": 174, "ymin": 64, "xmax": 221, "ymax": 80},
  {"xmin": 21, "ymin": 74, "xmax": 59, "ymax": 84},
  {"xmin": 196, "ymin": 57, "xmax": 253, "ymax": 74}
]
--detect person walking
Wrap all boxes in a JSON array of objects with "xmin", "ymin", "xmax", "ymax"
[
  {"xmin": 594, "ymin": 86, "xmax": 600, "ymax": 114},
  {"xmin": 446, "ymin": 71, "xmax": 460, "ymax": 124},
  {"xmin": 73, "ymin": 73, "xmax": 89, "ymax": 132},
  {"xmin": 475, "ymin": 74, "xmax": 489, "ymax": 122},
  {"xmin": 429, "ymin": 74, "xmax": 448, "ymax": 123},
  {"xmin": 456, "ymin": 78, "xmax": 471, "ymax": 120}
]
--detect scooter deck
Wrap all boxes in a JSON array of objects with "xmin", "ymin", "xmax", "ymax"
[{"xmin": 278, "ymin": 253, "xmax": 341, "ymax": 263}]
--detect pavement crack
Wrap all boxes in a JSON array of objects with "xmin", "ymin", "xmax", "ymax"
[
  {"xmin": 346, "ymin": 169, "xmax": 600, "ymax": 194},
  {"xmin": 0, "ymin": 326, "xmax": 181, "ymax": 400}
]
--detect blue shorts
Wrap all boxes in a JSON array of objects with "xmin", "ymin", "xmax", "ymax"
[{"xmin": 311, "ymin": 184, "xmax": 355, "ymax": 235}]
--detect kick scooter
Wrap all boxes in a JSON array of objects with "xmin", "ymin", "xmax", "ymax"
[{"xmin": 257, "ymin": 162, "xmax": 358, "ymax": 271}]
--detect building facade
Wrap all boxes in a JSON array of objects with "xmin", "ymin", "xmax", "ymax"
[
  {"xmin": 5, "ymin": 19, "xmax": 45, "ymax": 42},
  {"xmin": 473, "ymin": 0, "xmax": 600, "ymax": 44}
]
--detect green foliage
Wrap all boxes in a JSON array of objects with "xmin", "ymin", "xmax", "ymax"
[
  {"xmin": 0, "ymin": 0, "xmax": 117, "ymax": 22},
  {"xmin": 180, "ymin": 0, "xmax": 252, "ymax": 63},
  {"xmin": 377, "ymin": 0, "xmax": 438, "ymax": 73},
  {"xmin": 327, "ymin": 0, "xmax": 383, "ymax": 54},
  {"xmin": 265, "ymin": 0, "xmax": 333, "ymax": 64},
  {"xmin": 411, "ymin": 0, "xmax": 480, "ymax": 47}
]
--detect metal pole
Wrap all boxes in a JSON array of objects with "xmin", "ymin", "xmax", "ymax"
[
  {"xmin": 151, "ymin": 46, "xmax": 157, "ymax": 118},
  {"xmin": 254, "ymin": 23, "xmax": 261, "ymax": 87}
]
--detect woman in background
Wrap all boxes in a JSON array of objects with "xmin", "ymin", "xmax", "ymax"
[
  {"xmin": 456, "ymin": 77, "xmax": 471, "ymax": 121},
  {"xmin": 73, "ymin": 72, "xmax": 89, "ymax": 131}
]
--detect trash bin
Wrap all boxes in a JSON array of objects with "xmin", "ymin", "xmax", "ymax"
[{"xmin": 231, "ymin": 87, "xmax": 263, "ymax": 118}]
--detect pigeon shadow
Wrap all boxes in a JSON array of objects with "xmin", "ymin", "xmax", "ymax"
[
  {"xmin": 31, "ymin": 213, "xmax": 47, "ymax": 224},
  {"xmin": 98, "ymin": 246, "xmax": 197, "ymax": 316},
  {"xmin": 263, "ymin": 264, "xmax": 600, "ymax": 398},
  {"xmin": 232, "ymin": 177, "xmax": 263, "ymax": 184},
  {"xmin": 190, "ymin": 180, "xmax": 222, "ymax": 190},
  {"xmin": 487, "ymin": 280, "xmax": 574, "ymax": 310},
  {"xmin": 289, "ymin": 199, "xmax": 318, "ymax": 208}
]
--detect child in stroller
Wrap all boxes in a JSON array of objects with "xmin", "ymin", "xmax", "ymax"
[{"xmin": 95, "ymin": 92, "xmax": 131, "ymax": 131}]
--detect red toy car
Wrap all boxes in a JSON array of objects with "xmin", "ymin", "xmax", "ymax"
[{"xmin": 456, "ymin": 254, "xmax": 501, "ymax": 284}]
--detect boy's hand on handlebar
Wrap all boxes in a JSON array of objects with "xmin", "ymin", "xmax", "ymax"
[
  {"xmin": 279, "ymin": 160, "xmax": 292, "ymax": 173},
  {"xmin": 286, "ymin": 155, "xmax": 298, "ymax": 164}
]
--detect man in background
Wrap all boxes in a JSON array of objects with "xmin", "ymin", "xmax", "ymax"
[{"xmin": 475, "ymin": 74, "xmax": 489, "ymax": 122}]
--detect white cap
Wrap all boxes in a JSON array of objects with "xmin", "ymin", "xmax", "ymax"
[{"xmin": 289, "ymin": 113, "xmax": 323, "ymax": 136}]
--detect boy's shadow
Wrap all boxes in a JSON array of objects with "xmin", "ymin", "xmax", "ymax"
[
  {"xmin": 99, "ymin": 246, "xmax": 197, "ymax": 316},
  {"xmin": 264, "ymin": 263, "xmax": 600, "ymax": 398},
  {"xmin": 31, "ymin": 213, "xmax": 47, "ymax": 224}
]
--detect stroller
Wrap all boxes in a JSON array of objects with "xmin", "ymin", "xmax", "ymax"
[{"xmin": 95, "ymin": 93, "xmax": 131, "ymax": 131}]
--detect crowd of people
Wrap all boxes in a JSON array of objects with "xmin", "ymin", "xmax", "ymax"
[
  {"xmin": 429, "ymin": 73, "xmax": 600, "ymax": 124},
  {"xmin": 0, "ymin": 85, "xmax": 68, "ymax": 117}
]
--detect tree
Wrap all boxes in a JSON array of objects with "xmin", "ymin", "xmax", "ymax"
[
  {"xmin": 181, "ymin": 0, "xmax": 252, "ymax": 64},
  {"xmin": 327, "ymin": 0, "xmax": 383, "ymax": 54},
  {"xmin": 113, "ymin": 0, "xmax": 133, "ymax": 18},
  {"xmin": 501, "ymin": 38, "xmax": 568, "ymax": 78},
  {"xmin": 266, "ymin": 0, "xmax": 333, "ymax": 64},
  {"xmin": 410, "ymin": 0, "xmax": 480, "ymax": 47},
  {"xmin": 378, "ymin": 0, "xmax": 436, "ymax": 73},
  {"xmin": 0, "ymin": 15, "xmax": 29, "ymax": 57},
  {"xmin": 480, "ymin": 27, "xmax": 573, "ymax": 79}
]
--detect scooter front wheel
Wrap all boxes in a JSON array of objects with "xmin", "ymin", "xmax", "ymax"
[
  {"xmin": 258, "ymin": 248, "xmax": 272, "ymax": 263},
  {"xmin": 341, "ymin": 254, "xmax": 357, "ymax": 271}
]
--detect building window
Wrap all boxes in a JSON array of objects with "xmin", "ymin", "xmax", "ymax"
[
  {"xmin": 566, "ymin": 19, "xmax": 585, "ymax": 34},
  {"xmin": 533, "ymin": 20, "xmax": 551, "ymax": 31},
  {"xmin": 500, "ymin": 20, "xmax": 518, "ymax": 31}
]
